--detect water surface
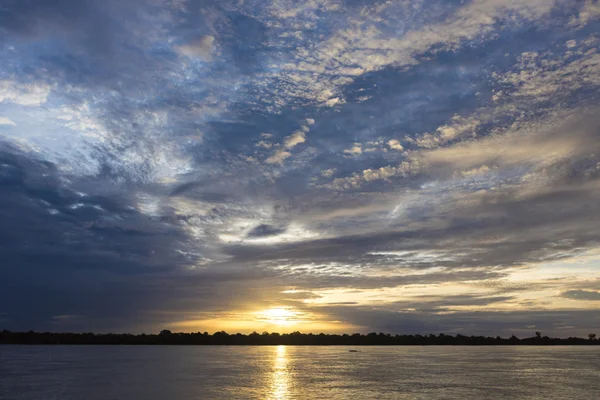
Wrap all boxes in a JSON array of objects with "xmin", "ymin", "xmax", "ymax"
[{"xmin": 1, "ymin": 346, "xmax": 599, "ymax": 399}]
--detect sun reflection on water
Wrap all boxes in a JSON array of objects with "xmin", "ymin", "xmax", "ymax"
[{"xmin": 270, "ymin": 345, "xmax": 290, "ymax": 399}]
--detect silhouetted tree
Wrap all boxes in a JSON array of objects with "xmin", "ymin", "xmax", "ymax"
[{"xmin": 1, "ymin": 330, "xmax": 598, "ymax": 346}]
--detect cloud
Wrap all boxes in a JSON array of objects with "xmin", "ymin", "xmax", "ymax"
[
  {"xmin": 266, "ymin": 149, "xmax": 292, "ymax": 164},
  {"xmin": 568, "ymin": 0, "xmax": 600, "ymax": 28},
  {"xmin": 562, "ymin": 290, "xmax": 600, "ymax": 301},
  {"xmin": 175, "ymin": 35, "xmax": 216, "ymax": 60},
  {"xmin": 387, "ymin": 139, "xmax": 403, "ymax": 152},
  {"xmin": 458, "ymin": 165, "xmax": 492, "ymax": 179},
  {"xmin": 264, "ymin": 123, "xmax": 311, "ymax": 165},
  {"xmin": 321, "ymin": 168, "xmax": 336, "ymax": 178},
  {"xmin": 343, "ymin": 143, "xmax": 362, "ymax": 155},
  {"xmin": 225, "ymin": 112, "xmax": 600, "ymax": 276},
  {"xmin": 256, "ymin": 140, "xmax": 273, "ymax": 149},
  {"xmin": 493, "ymin": 42, "xmax": 600, "ymax": 102},
  {"xmin": 246, "ymin": 224, "xmax": 287, "ymax": 238},
  {"xmin": 0, "ymin": 144, "xmax": 212, "ymax": 330},
  {"xmin": 409, "ymin": 115, "xmax": 480, "ymax": 149},
  {"xmin": 325, "ymin": 160, "xmax": 423, "ymax": 190},
  {"xmin": 317, "ymin": 307, "xmax": 600, "ymax": 337},
  {"xmin": 0, "ymin": 117, "xmax": 17, "ymax": 126},
  {"xmin": 392, "ymin": 294, "xmax": 517, "ymax": 311},
  {"xmin": 421, "ymin": 110, "xmax": 598, "ymax": 173},
  {"xmin": 0, "ymin": 80, "xmax": 51, "ymax": 106},
  {"xmin": 283, "ymin": 129, "xmax": 307, "ymax": 148},
  {"xmin": 257, "ymin": 0, "xmax": 559, "ymax": 110},
  {"xmin": 325, "ymin": 97, "xmax": 343, "ymax": 107}
]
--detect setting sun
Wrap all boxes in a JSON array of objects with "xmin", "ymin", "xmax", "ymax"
[{"xmin": 258, "ymin": 308, "xmax": 298, "ymax": 326}]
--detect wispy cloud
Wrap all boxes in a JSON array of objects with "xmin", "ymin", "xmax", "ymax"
[
  {"xmin": 0, "ymin": 117, "xmax": 16, "ymax": 126},
  {"xmin": 175, "ymin": 35, "xmax": 216, "ymax": 60},
  {"xmin": 0, "ymin": 80, "xmax": 51, "ymax": 106}
]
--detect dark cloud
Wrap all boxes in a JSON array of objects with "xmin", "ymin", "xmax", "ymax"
[
  {"xmin": 561, "ymin": 290, "xmax": 600, "ymax": 301},
  {"xmin": 279, "ymin": 269, "xmax": 507, "ymax": 291},
  {"xmin": 246, "ymin": 224, "xmax": 287, "ymax": 238},
  {"xmin": 0, "ymin": 0, "xmax": 146, "ymax": 84},
  {"xmin": 392, "ymin": 294, "xmax": 516, "ymax": 310},
  {"xmin": 0, "ymin": 143, "xmax": 206, "ymax": 330},
  {"xmin": 169, "ymin": 182, "xmax": 238, "ymax": 203},
  {"xmin": 0, "ymin": 0, "xmax": 101, "ymax": 36},
  {"xmin": 223, "ymin": 12, "xmax": 269, "ymax": 74},
  {"xmin": 317, "ymin": 306, "xmax": 600, "ymax": 337}
]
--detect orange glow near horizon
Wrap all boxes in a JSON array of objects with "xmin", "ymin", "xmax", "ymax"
[
  {"xmin": 168, "ymin": 306, "xmax": 361, "ymax": 334},
  {"xmin": 257, "ymin": 308, "xmax": 299, "ymax": 326}
]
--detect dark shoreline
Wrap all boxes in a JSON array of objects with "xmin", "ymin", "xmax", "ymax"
[{"xmin": 2, "ymin": 330, "xmax": 599, "ymax": 346}]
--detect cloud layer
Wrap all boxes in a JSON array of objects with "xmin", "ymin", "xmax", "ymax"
[{"xmin": 1, "ymin": 0, "xmax": 600, "ymax": 336}]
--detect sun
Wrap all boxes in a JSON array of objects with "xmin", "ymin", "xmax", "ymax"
[{"xmin": 259, "ymin": 308, "xmax": 298, "ymax": 325}]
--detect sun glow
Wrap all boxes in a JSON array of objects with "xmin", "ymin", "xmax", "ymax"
[
  {"xmin": 258, "ymin": 308, "xmax": 298, "ymax": 326},
  {"xmin": 172, "ymin": 307, "xmax": 361, "ymax": 333}
]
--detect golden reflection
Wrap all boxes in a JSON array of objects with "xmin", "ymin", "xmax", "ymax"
[{"xmin": 269, "ymin": 345, "xmax": 290, "ymax": 400}]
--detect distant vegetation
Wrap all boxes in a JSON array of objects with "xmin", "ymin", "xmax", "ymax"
[{"xmin": 1, "ymin": 330, "xmax": 599, "ymax": 345}]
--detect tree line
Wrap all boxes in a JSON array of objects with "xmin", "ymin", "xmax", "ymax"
[{"xmin": 1, "ymin": 329, "xmax": 599, "ymax": 345}]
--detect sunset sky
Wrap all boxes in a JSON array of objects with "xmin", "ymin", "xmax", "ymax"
[{"xmin": 1, "ymin": 0, "xmax": 600, "ymax": 337}]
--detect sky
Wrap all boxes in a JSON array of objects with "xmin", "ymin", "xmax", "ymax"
[{"xmin": 1, "ymin": 0, "xmax": 600, "ymax": 337}]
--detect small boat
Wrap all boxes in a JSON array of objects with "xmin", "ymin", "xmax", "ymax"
[{"xmin": 348, "ymin": 350, "xmax": 360, "ymax": 352}]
